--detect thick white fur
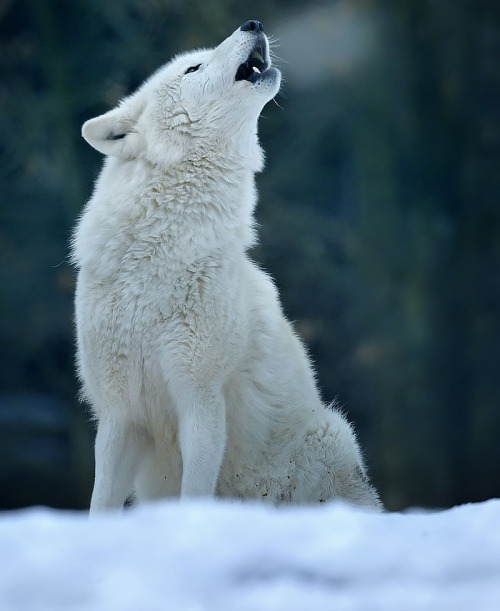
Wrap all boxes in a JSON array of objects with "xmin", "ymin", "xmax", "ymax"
[{"xmin": 73, "ymin": 25, "xmax": 381, "ymax": 513}]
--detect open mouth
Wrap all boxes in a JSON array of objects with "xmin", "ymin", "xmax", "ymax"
[{"xmin": 235, "ymin": 38, "xmax": 269, "ymax": 83}]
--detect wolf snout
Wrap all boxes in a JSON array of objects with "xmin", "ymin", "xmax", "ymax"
[{"xmin": 240, "ymin": 20, "xmax": 264, "ymax": 33}]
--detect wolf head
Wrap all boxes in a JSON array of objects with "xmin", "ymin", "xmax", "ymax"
[{"xmin": 82, "ymin": 21, "xmax": 281, "ymax": 171}]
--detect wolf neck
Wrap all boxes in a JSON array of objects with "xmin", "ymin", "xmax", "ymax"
[{"xmin": 139, "ymin": 148, "xmax": 258, "ymax": 260}]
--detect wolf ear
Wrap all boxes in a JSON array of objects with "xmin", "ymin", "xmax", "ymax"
[{"xmin": 82, "ymin": 97, "xmax": 145, "ymax": 158}]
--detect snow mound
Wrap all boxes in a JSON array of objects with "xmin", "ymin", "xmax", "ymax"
[{"xmin": 1, "ymin": 499, "xmax": 499, "ymax": 610}]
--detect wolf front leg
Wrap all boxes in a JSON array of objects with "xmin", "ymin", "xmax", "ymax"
[
  {"xmin": 90, "ymin": 417, "xmax": 148, "ymax": 514},
  {"xmin": 176, "ymin": 386, "xmax": 227, "ymax": 498}
]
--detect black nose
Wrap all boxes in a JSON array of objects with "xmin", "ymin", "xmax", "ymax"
[{"xmin": 240, "ymin": 20, "xmax": 264, "ymax": 33}]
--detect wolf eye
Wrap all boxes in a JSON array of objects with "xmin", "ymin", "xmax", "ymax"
[{"xmin": 185, "ymin": 64, "xmax": 201, "ymax": 75}]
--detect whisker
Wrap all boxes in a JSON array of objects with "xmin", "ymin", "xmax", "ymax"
[
  {"xmin": 272, "ymin": 97, "xmax": 285, "ymax": 110},
  {"xmin": 268, "ymin": 44, "xmax": 288, "ymax": 67}
]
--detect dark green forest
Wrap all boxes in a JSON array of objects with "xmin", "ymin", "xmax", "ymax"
[{"xmin": 1, "ymin": 0, "xmax": 499, "ymax": 511}]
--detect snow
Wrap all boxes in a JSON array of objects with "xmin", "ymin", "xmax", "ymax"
[{"xmin": 1, "ymin": 499, "xmax": 499, "ymax": 611}]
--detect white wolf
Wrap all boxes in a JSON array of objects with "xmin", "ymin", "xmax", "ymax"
[{"xmin": 73, "ymin": 20, "xmax": 381, "ymax": 513}]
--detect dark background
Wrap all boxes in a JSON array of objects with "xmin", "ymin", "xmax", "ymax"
[{"xmin": 1, "ymin": 0, "xmax": 499, "ymax": 511}]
